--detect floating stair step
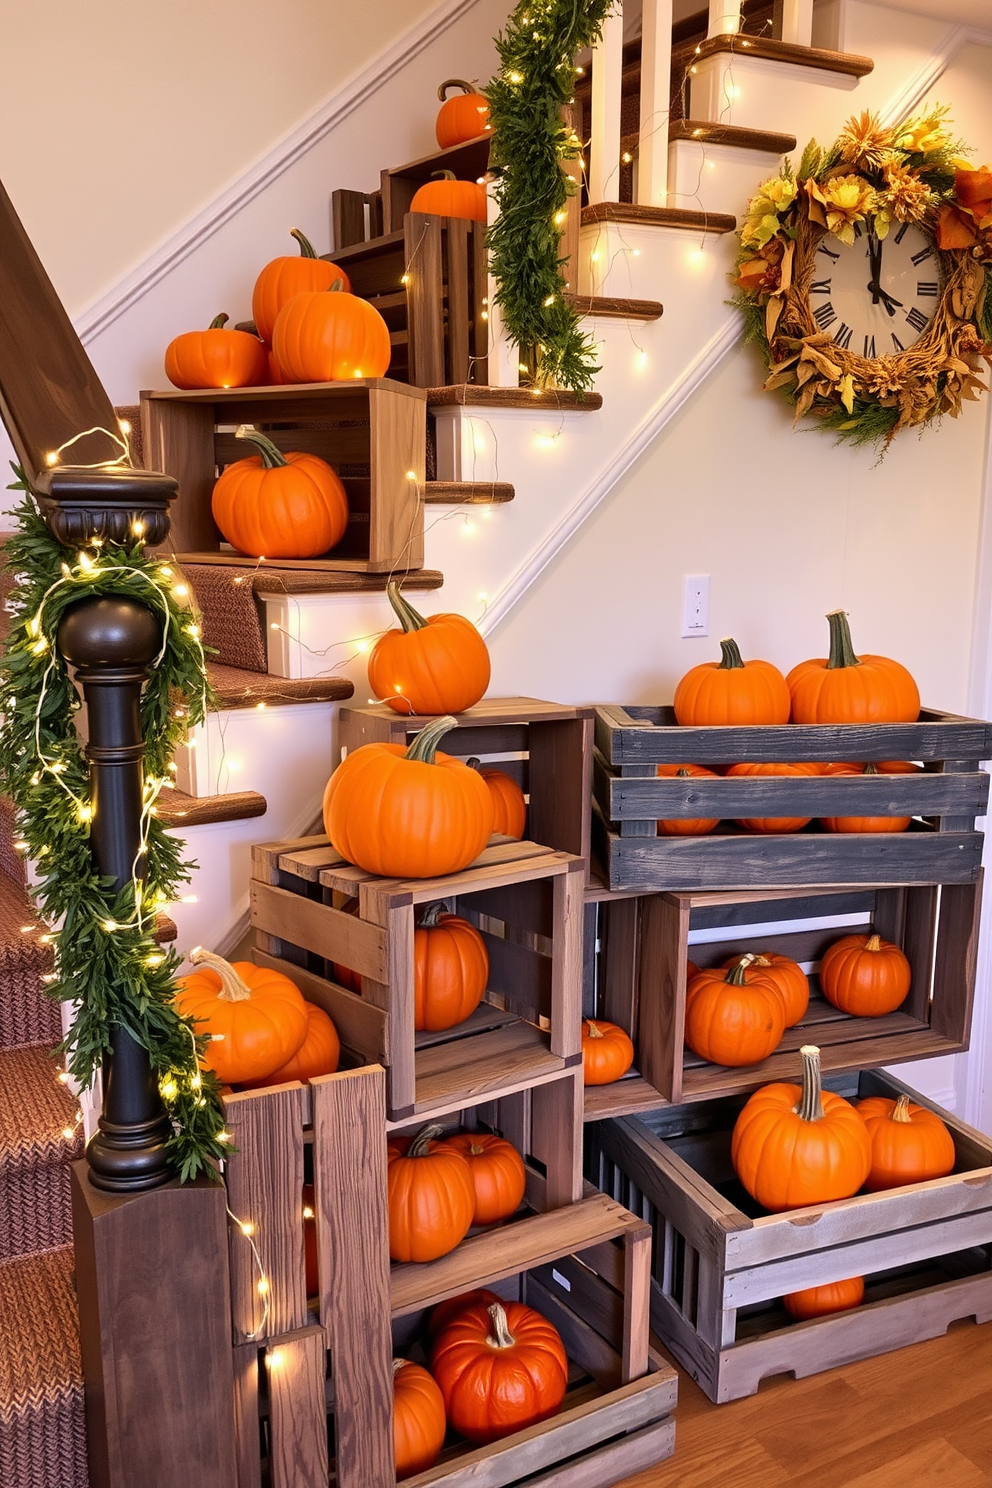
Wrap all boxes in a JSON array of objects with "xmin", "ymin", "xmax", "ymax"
[
  {"xmin": 0, "ymin": 1044, "xmax": 83, "ymax": 1259},
  {"xmin": 157, "ymin": 787, "xmax": 267, "ymax": 829},
  {"xmin": 423, "ymin": 481, "xmax": 514, "ymax": 505},
  {"xmin": 250, "ymin": 568, "xmax": 444, "ymax": 595},
  {"xmin": 583, "ymin": 202, "xmax": 736, "ymax": 233},
  {"xmin": 427, "ymin": 386, "xmax": 604, "ymax": 411},
  {"xmin": 565, "ymin": 293, "xmax": 664, "ymax": 321},
  {"xmin": 0, "ymin": 1245, "xmax": 87, "ymax": 1488},
  {"xmin": 0, "ymin": 872, "xmax": 59, "ymax": 1050},
  {"xmin": 693, "ymin": 35, "xmax": 873, "ymax": 76},
  {"xmin": 670, "ymin": 120, "xmax": 797, "ymax": 153},
  {"xmin": 207, "ymin": 661, "xmax": 353, "ymax": 710}
]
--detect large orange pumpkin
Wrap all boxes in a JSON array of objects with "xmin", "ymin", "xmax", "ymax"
[
  {"xmin": 788, "ymin": 612, "xmax": 921, "ymax": 724},
  {"xmin": 431, "ymin": 1299, "xmax": 568, "ymax": 1444},
  {"xmin": 210, "ymin": 427, "xmax": 349, "ymax": 559},
  {"xmin": 655, "ymin": 763, "xmax": 720, "ymax": 836},
  {"xmin": 240, "ymin": 1001, "xmax": 340, "ymax": 1088},
  {"xmin": 368, "ymin": 581, "xmax": 491, "ymax": 716},
  {"xmin": 726, "ymin": 760, "xmax": 820, "ymax": 833},
  {"xmin": 393, "ymin": 1359, "xmax": 447, "ymax": 1480},
  {"xmin": 819, "ymin": 933, "xmax": 911, "ymax": 1017},
  {"xmin": 445, "ymin": 1132, "xmax": 527, "ymax": 1225},
  {"xmin": 414, "ymin": 904, "xmax": 489, "ymax": 1031},
  {"xmin": 174, "ymin": 948, "xmax": 308, "ymax": 1084},
  {"xmin": 387, "ymin": 1122, "xmax": 476, "ymax": 1262},
  {"xmin": 819, "ymin": 760, "xmax": 920, "ymax": 833},
  {"xmin": 272, "ymin": 281, "xmax": 391, "ymax": 382},
  {"xmin": 674, "ymin": 638, "xmax": 791, "ymax": 726},
  {"xmin": 721, "ymin": 950, "xmax": 809, "ymax": 1027},
  {"xmin": 436, "ymin": 79, "xmax": 492, "ymax": 148},
  {"xmin": 469, "ymin": 761, "xmax": 527, "ymax": 838},
  {"xmin": 323, "ymin": 715, "xmax": 494, "ymax": 878},
  {"xmin": 783, "ymin": 1276, "xmax": 864, "ymax": 1320},
  {"xmin": 410, "ymin": 169, "xmax": 487, "ymax": 223},
  {"xmin": 857, "ymin": 1093, "xmax": 956, "ymax": 1191},
  {"xmin": 165, "ymin": 313, "xmax": 268, "ymax": 390},
  {"xmin": 731, "ymin": 1044, "xmax": 872, "ymax": 1210},
  {"xmin": 252, "ymin": 229, "xmax": 349, "ymax": 345},
  {"xmin": 581, "ymin": 1019, "xmax": 635, "ymax": 1084},
  {"xmin": 684, "ymin": 959, "xmax": 785, "ymax": 1067}
]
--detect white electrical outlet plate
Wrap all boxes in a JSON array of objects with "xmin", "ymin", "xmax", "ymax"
[{"xmin": 682, "ymin": 574, "xmax": 710, "ymax": 637}]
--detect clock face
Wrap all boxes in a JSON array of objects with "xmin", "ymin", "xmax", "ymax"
[{"xmin": 811, "ymin": 221, "xmax": 939, "ymax": 357}]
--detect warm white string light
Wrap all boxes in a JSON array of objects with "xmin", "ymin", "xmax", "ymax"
[{"xmin": 226, "ymin": 1205, "xmax": 271, "ymax": 1340}]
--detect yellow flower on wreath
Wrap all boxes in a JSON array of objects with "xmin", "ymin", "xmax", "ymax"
[
  {"xmin": 740, "ymin": 174, "xmax": 797, "ymax": 249},
  {"xmin": 893, "ymin": 104, "xmax": 952, "ymax": 157},
  {"xmin": 873, "ymin": 160, "xmax": 937, "ymax": 238},
  {"xmin": 806, "ymin": 175, "xmax": 877, "ymax": 245}
]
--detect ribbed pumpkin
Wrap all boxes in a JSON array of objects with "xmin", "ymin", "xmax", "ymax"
[
  {"xmin": 323, "ymin": 716, "xmax": 494, "ymax": 878},
  {"xmin": 410, "ymin": 169, "xmax": 487, "ymax": 223},
  {"xmin": 726, "ymin": 760, "xmax": 820, "ymax": 833},
  {"xmin": 819, "ymin": 760, "xmax": 920, "ymax": 833},
  {"xmin": 174, "ymin": 948, "xmax": 308, "ymax": 1084},
  {"xmin": 674, "ymin": 638, "xmax": 791, "ymax": 725},
  {"xmin": 469, "ymin": 760, "xmax": 527, "ymax": 838},
  {"xmin": 445, "ymin": 1132, "xmax": 526, "ymax": 1224},
  {"xmin": 581, "ymin": 1019, "xmax": 635, "ymax": 1084},
  {"xmin": 368, "ymin": 581, "xmax": 491, "ymax": 716},
  {"xmin": 722, "ymin": 950, "xmax": 809, "ymax": 1027},
  {"xmin": 211, "ymin": 427, "xmax": 349, "ymax": 559},
  {"xmin": 783, "ymin": 1276, "xmax": 864, "ymax": 1320},
  {"xmin": 857, "ymin": 1093, "xmax": 956, "ymax": 1191},
  {"xmin": 788, "ymin": 611, "xmax": 921, "ymax": 724},
  {"xmin": 685, "ymin": 959, "xmax": 785, "ymax": 1067},
  {"xmin": 414, "ymin": 904, "xmax": 489, "ymax": 1031},
  {"xmin": 165, "ymin": 313, "xmax": 268, "ymax": 390},
  {"xmin": 731, "ymin": 1045, "xmax": 872, "ymax": 1210},
  {"xmin": 655, "ymin": 763, "xmax": 720, "ymax": 836},
  {"xmin": 252, "ymin": 229, "xmax": 349, "ymax": 345},
  {"xmin": 819, "ymin": 933, "xmax": 911, "ymax": 1017},
  {"xmin": 393, "ymin": 1359, "xmax": 447, "ymax": 1480},
  {"xmin": 240, "ymin": 1001, "xmax": 339, "ymax": 1088},
  {"xmin": 436, "ymin": 79, "xmax": 492, "ymax": 148},
  {"xmin": 272, "ymin": 281, "xmax": 391, "ymax": 381},
  {"xmin": 387, "ymin": 1123, "xmax": 476, "ymax": 1262},
  {"xmin": 431, "ymin": 1299, "xmax": 568, "ymax": 1444}
]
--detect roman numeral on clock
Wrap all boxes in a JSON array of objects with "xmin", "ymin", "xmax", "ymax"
[
  {"xmin": 911, "ymin": 246, "xmax": 933, "ymax": 266},
  {"xmin": 810, "ymin": 280, "xmax": 832, "ymax": 294},
  {"xmin": 813, "ymin": 301, "xmax": 837, "ymax": 330},
  {"xmin": 863, "ymin": 335, "xmax": 876, "ymax": 358},
  {"xmin": 917, "ymin": 281, "xmax": 938, "ymax": 297},
  {"xmin": 891, "ymin": 333, "xmax": 905, "ymax": 351},
  {"xmin": 853, "ymin": 222, "xmax": 863, "ymax": 238},
  {"xmin": 833, "ymin": 323, "xmax": 853, "ymax": 350},
  {"xmin": 906, "ymin": 306, "xmax": 929, "ymax": 333},
  {"xmin": 895, "ymin": 224, "xmax": 910, "ymax": 244},
  {"xmin": 818, "ymin": 244, "xmax": 840, "ymax": 261}
]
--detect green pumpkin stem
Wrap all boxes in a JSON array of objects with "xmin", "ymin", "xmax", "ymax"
[
  {"xmin": 235, "ymin": 425, "xmax": 287, "ymax": 469},
  {"xmin": 386, "ymin": 579, "xmax": 429, "ymax": 633},
  {"xmin": 891, "ymin": 1094, "xmax": 913, "ymax": 1123},
  {"xmin": 725, "ymin": 954, "xmax": 757, "ymax": 986},
  {"xmin": 407, "ymin": 1122, "xmax": 445, "ymax": 1157},
  {"xmin": 488, "ymin": 1302, "xmax": 515, "ymax": 1349},
  {"xmin": 289, "ymin": 228, "xmax": 318, "ymax": 259},
  {"xmin": 189, "ymin": 946, "xmax": 252, "ymax": 1001},
  {"xmin": 718, "ymin": 638, "xmax": 745, "ymax": 670},
  {"xmin": 826, "ymin": 610, "xmax": 861, "ymax": 670},
  {"xmin": 438, "ymin": 79, "xmax": 478, "ymax": 100},
  {"xmin": 405, "ymin": 715, "xmax": 458, "ymax": 764},
  {"xmin": 797, "ymin": 1044, "xmax": 824, "ymax": 1122},
  {"xmin": 419, "ymin": 902, "xmax": 449, "ymax": 929},
  {"xmin": 209, "ymin": 313, "xmax": 231, "ymax": 330}
]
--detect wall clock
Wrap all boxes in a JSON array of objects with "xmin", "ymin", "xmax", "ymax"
[{"xmin": 810, "ymin": 221, "xmax": 938, "ymax": 358}]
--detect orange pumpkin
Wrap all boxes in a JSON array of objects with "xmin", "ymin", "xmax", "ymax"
[
  {"xmin": 726, "ymin": 760, "xmax": 820, "ymax": 833},
  {"xmin": 252, "ymin": 228, "xmax": 349, "ymax": 345},
  {"xmin": 431, "ymin": 1299, "xmax": 568, "ymax": 1444},
  {"xmin": 174, "ymin": 947, "xmax": 308, "ymax": 1084},
  {"xmin": 303, "ymin": 1183, "xmax": 318, "ymax": 1296},
  {"xmin": 819, "ymin": 760, "xmax": 920, "ymax": 833},
  {"xmin": 788, "ymin": 611, "xmax": 921, "ymax": 724},
  {"xmin": 731, "ymin": 1044, "xmax": 872, "ymax": 1211},
  {"xmin": 674, "ymin": 638, "xmax": 791, "ymax": 726},
  {"xmin": 210, "ymin": 427, "xmax": 349, "ymax": 559},
  {"xmin": 783, "ymin": 1276, "xmax": 864, "ymax": 1320},
  {"xmin": 684, "ymin": 959, "xmax": 785, "ymax": 1068},
  {"xmin": 436, "ymin": 79, "xmax": 492, "ymax": 148},
  {"xmin": 655, "ymin": 763, "xmax": 720, "ymax": 836},
  {"xmin": 387, "ymin": 1123, "xmax": 476, "ymax": 1262},
  {"xmin": 415, "ymin": 904, "xmax": 489, "ymax": 1031},
  {"xmin": 272, "ymin": 281, "xmax": 391, "ymax": 382},
  {"xmin": 368, "ymin": 581, "xmax": 491, "ymax": 716},
  {"xmin": 469, "ymin": 760, "xmax": 526, "ymax": 838},
  {"xmin": 410, "ymin": 169, "xmax": 487, "ymax": 223},
  {"xmin": 581, "ymin": 1019, "xmax": 635, "ymax": 1084},
  {"xmin": 393, "ymin": 1359, "xmax": 447, "ymax": 1480},
  {"xmin": 265, "ymin": 346, "xmax": 292, "ymax": 385},
  {"xmin": 323, "ymin": 715, "xmax": 494, "ymax": 878},
  {"xmin": 722, "ymin": 951, "xmax": 809, "ymax": 1027},
  {"xmin": 857, "ymin": 1093, "xmax": 956, "ymax": 1191},
  {"xmin": 240, "ymin": 1001, "xmax": 339, "ymax": 1087},
  {"xmin": 819, "ymin": 933, "xmax": 911, "ymax": 1017},
  {"xmin": 445, "ymin": 1132, "xmax": 526, "ymax": 1225},
  {"xmin": 165, "ymin": 313, "xmax": 268, "ymax": 390}
]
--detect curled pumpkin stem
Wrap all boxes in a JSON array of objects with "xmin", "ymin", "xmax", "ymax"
[
  {"xmin": 407, "ymin": 1122, "xmax": 446, "ymax": 1157},
  {"xmin": 487, "ymin": 1302, "xmax": 515, "ymax": 1349},
  {"xmin": 235, "ymin": 425, "xmax": 287, "ymax": 469},
  {"xmin": 386, "ymin": 579, "xmax": 429, "ymax": 634},
  {"xmin": 725, "ymin": 954, "xmax": 757, "ymax": 986},
  {"xmin": 418, "ymin": 902, "xmax": 450, "ymax": 929},
  {"xmin": 189, "ymin": 946, "xmax": 252, "ymax": 1002},
  {"xmin": 438, "ymin": 78, "xmax": 479, "ymax": 100},
  {"xmin": 405, "ymin": 716, "xmax": 458, "ymax": 764},
  {"xmin": 209, "ymin": 313, "xmax": 230, "ymax": 330},
  {"xmin": 289, "ymin": 228, "xmax": 319, "ymax": 258}
]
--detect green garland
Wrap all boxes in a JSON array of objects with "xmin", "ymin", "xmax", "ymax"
[
  {"xmin": 0, "ymin": 476, "xmax": 228, "ymax": 1181},
  {"xmin": 486, "ymin": 0, "xmax": 612, "ymax": 393}
]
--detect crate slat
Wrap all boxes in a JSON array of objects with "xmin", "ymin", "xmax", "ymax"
[{"xmin": 265, "ymin": 1329, "xmax": 329, "ymax": 1488}]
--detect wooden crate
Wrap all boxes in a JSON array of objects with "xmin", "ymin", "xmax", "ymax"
[
  {"xmin": 593, "ymin": 703, "xmax": 992, "ymax": 891},
  {"xmin": 581, "ymin": 878, "xmax": 981, "ymax": 1121},
  {"xmin": 340, "ymin": 698, "xmax": 594, "ymax": 869},
  {"xmin": 249, "ymin": 835, "xmax": 586, "ymax": 1121},
  {"xmin": 140, "ymin": 379, "xmax": 426, "ymax": 571},
  {"xmin": 586, "ymin": 1067, "xmax": 992, "ymax": 1404}
]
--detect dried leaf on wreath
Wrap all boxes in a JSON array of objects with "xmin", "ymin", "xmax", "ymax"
[
  {"xmin": 802, "ymin": 343, "xmax": 843, "ymax": 380},
  {"xmin": 838, "ymin": 374, "xmax": 856, "ymax": 414},
  {"xmin": 765, "ymin": 294, "xmax": 786, "ymax": 340},
  {"xmin": 779, "ymin": 239, "xmax": 795, "ymax": 294},
  {"xmin": 764, "ymin": 363, "xmax": 800, "ymax": 391}
]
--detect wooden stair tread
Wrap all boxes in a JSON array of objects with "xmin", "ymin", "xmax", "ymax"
[
  {"xmin": 565, "ymin": 293, "xmax": 664, "ymax": 321},
  {"xmin": 670, "ymin": 120, "xmax": 797, "ymax": 152},
  {"xmin": 206, "ymin": 662, "xmax": 353, "ymax": 709},
  {"xmin": 424, "ymin": 482, "xmax": 514, "ymax": 505},
  {"xmin": 583, "ymin": 202, "xmax": 736, "ymax": 233},
  {"xmin": 693, "ymin": 35, "xmax": 873, "ymax": 76},
  {"xmin": 157, "ymin": 787, "xmax": 267, "ymax": 828},
  {"xmin": 177, "ymin": 557, "xmax": 444, "ymax": 593},
  {"xmin": 427, "ymin": 386, "xmax": 604, "ymax": 411}
]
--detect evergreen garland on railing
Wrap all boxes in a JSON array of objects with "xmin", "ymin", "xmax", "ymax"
[
  {"xmin": 485, "ymin": 0, "xmax": 613, "ymax": 393},
  {"xmin": 0, "ymin": 477, "xmax": 228, "ymax": 1181}
]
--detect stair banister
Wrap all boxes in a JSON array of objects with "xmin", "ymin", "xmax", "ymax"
[
  {"xmin": 707, "ymin": 0, "xmax": 742, "ymax": 35},
  {"xmin": 589, "ymin": 3, "xmax": 625, "ymax": 203},
  {"xmin": 486, "ymin": 181, "xmax": 520, "ymax": 386},
  {"xmin": 637, "ymin": 0, "xmax": 674, "ymax": 207},
  {"xmin": 780, "ymin": 0, "xmax": 814, "ymax": 45}
]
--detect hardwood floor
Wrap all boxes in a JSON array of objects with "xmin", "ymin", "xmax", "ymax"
[{"xmin": 622, "ymin": 1322, "xmax": 992, "ymax": 1487}]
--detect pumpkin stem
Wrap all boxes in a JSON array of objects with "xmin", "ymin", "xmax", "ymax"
[
  {"xmin": 189, "ymin": 946, "xmax": 253, "ymax": 1002},
  {"xmin": 864, "ymin": 934, "xmax": 883, "ymax": 952},
  {"xmin": 797, "ymin": 1045, "xmax": 825, "ymax": 1122},
  {"xmin": 327, "ymin": 280, "xmax": 346, "ymax": 294},
  {"xmin": 386, "ymin": 579, "xmax": 429, "ymax": 634},
  {"xmin": 431, "ymin": 170, "xmax": 459, "ymax": 182},
  {"xmin": 718, "ymin": 638, "xmax": 745, "ymax": 670},
  {"xmin": 586, "ymin": 1020, "xmax": 605, "ymax": 1038},
  {"xmin": 751, "ymin": 955, "xmax": 772, "ymax": 966},
  {"xmin": 209, "ymin": 313, "xmax": 230, "ymax": 330},
  {"xmin": 487, "ymin": 1302, "xmax": 516, "ymax": 1350},
  {"xmin": 235, "ymin": 425, "xmax": 288, "ymax": 469},
  {"xmin": 466, "ymin": 756, "xmax": 481, "ymax": 771},
  {"xmin": 725, "ymin": 954, "xmax": 757, "ymax": 986},
  {"xmin": 289, "ymin": 228, "xmax": 318, "ymax": 259},
  {"xmin": 864, "ymin": 763, "xmax": 879, "ymax": 776},
  {"xmin": 407, "ymin": 1123, "xmax": 446, "ymax": 1157},
  {"xmin": 392, "ymin": 1358, "xmax": 408, "ymax": 1376},
  {"xmin": 891, "ymin": 1094, "xmax": 913, "ymax": 1123},
  {"xmin": 419, "ymin": 902, "xmax": 449, "ymax": 929},
  {"xmin": 405, "ymin": 716, "xmax": 458, "ymax": 765},
  {"xmin": 826, "ymin": 610, "xmax": 861, "ymax": 670},
  {"xmin": 438, "ymin": 78, "xmax": 479, "ymax": 99},
  {"xmin": 676, "ymin": 766, "xmax": 691, "ymax": 778}
]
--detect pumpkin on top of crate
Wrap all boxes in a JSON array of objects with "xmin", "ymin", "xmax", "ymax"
[
  {"xmin": 674, "ymin": 637, "xmax": 791, "ymax": 725},
  {"xmin": 783, "ymin": 1276, "xmax": 864, "ymax": 1320},
  {"xmin": 410, "ymin": 168, "xmax": 488, "ymax": 223},
  {"xmin": 819, "ymin": 760, "xmax": 920, "ymax": 833},
  {"xmin": 388, "ymin": 1122, "xmax": 476, "ymax": 1262},
  {"xmin": 469, "ymin": 758, "xmax": 527, "ymax": 838},
  {"xmin": 656, "ymin": 763, "xmax": 720, "ymax": 836},
  {"xmin": 436, "ymin": 79, "xmax": 491, "ymax": 148},
  {"xmin": 210, "ymin": 425, "xmax": 349, "ymax": 559},
  {"xmin": 165, "ymin": 312, "xmax": 268, "ymax": 390},
  {"xmin": 251, "ymin": 228, "xmax": 349, "ymax": 344},
  {"xmin": 393, "ymin": 1359, "xmax": 447, "ymax": 1480},
  {"xmin": 858, "ymin": 1093, "xmax": 956, "ymax": 1190},
  {"xmin": 174, "ymin": 947, "xmax": 309, "ymax": 1084},
  {"xmin": 722, "ymin": 949, "xmax": 809, "ymax": 1026},
  {"xmin": 788, "ymin": 611, "xmax": 921, "ymax": 723},
  {"xmin": 820, "ymin": 932, "xmax": 911, "ymax": 1016},
  {"xmin": 414, "ymin": 903, "xmax": 489, "ymax": 1031},
  {"xmin": 368, "ymin": 580, "xmax": 491, "ymax": 716},
  {"xmin": 684, "ymin": 957, "xmax": 786, "ymax": 1068},
  {"xmin": 582, "ymin": 1018, "xmax": 634, "ymax": 1085},
  {"xmin": 272, "ymin": 278, "xmax": 391, "ymax": 381},
  {"xmin": 430, "ymin": 1298, "xmax": 568, "ymax": 1444}
]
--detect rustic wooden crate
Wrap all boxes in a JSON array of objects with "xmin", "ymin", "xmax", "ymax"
[
  {"xmin": 340, "ymin": 697, "xmax": 594, "ymax": 869},
  {"xmin": 586, "ymin": 1066, "xmax": 992, "ymax": 1403},
  {"xmin": 593, "ymin": 703, "xmax": 992, "ymax": 891},
  {"xmin": 249, "ymin": 835, "xmax": 586, "ymax": 1121},
  {"xmin": 140, "ymin": 379, "xmax": 426, "ymax": 571}
]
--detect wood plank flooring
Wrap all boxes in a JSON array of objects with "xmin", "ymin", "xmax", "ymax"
[{"xmin": 622, "ymin": 1323, "xmax": 991, "ymax": 1487}]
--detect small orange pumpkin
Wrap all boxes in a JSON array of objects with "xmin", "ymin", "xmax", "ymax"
[
  {"xmin": 431, "ymin": 1299, "xmax": 568, "ymax": 1445},
  {"xmin": 726, "ymin": 760, "xmax": 820, "ymax": 833},
  {"xmin": 469, "ymin": 760, "xmax": 527, "ymax": 838},
  {"xmin": 252, "ymin": 229, "xmax": 349, "ymax": 345},
  {"xmin": 783, "ymin": 1276, "xmax": 864, "ymax": 1320},
  {"xmin": 367, "ymin": 580, "xmax": 491, "ymax": 716},
  {"xmin": 684, "ymin": 959, "xmax": 785, "ymax": 1068},
  {"xmin": 272, "ymin": 280, "xmax": 391, "ymax": 382},
  {"xmin": 581, "ymin": 1019, "xmax": 635, "ymax": 1084},
  {"xmin": 436, "ymin": 79, "xmax": 492, "ymax": 148},
  {"xmin": 655, "ymin": 763, "xmax": 720, "ymax": 836},
  {"xmin": 174, "ymin": 947, "xmax": 308, "ymax": 1084},
  {"xmin": 387, "ymin": 1122, "xmax": 476, "ymax": 1262},
  {"xmin": 165, "ymin": 313, "xmax": 268, "ymax": 390},
  {"xmin": 410, "ymin": 169, "xmax": 488, "ymax": 223},
  {"xmin": 857, "ymin": 1093, "xmax": 956, "ymax": 1190},
  {"xmin": 788, "ymin": 611, "xmax": 921, "ymax": 724},
  {"xmin": 674, "ymin": 637, "xmax": 791, "ymax": 726},
  {"xmin": 240, "ymin": 1001, "xmax": 339, "ymax": 1088},
  {"xmin": 415, "ymin": 904, "xmax": 489, "ymax": 1031},
  {"xmin": 819, "ymin": 933, "xmax": 911, "ymax": 1017},
  {"xmin": 393, "ymin": 1359, "xmax": 447, "ymax": 1480},
  {"xmin": 819, "ymin": 760, "xmax": 920, "ymax": 833},
  {"xmin": 211, "ymin": 427, "xmax": 349, "ymax": 559},
  {"xmin": 722, "ymin": 951, "xmax": 809, "ymax": 1027},
  {"xmin": 445, "ymin": 1132, "xmax": 527, "ymax": 1224}
]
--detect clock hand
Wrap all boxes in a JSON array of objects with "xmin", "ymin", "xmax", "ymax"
[
  {"xmin": 877, "ymin": 288, "xmax": 904, "ymax": 317},
  {"xmin": 867, "ymin": 231, "xmax": 882, "ymax": 305}
]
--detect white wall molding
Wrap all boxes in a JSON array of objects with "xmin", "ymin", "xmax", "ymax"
[
  {"xmin": 879, "ymin": 22, "xmax": 992, "ymax": 125},
  {"xmin": 74, "ymin": 0, "xmax": 484, "ymax": 344}
]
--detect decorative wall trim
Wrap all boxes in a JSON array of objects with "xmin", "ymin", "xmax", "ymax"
[
  {"xmin": 75, "ymin": 0, "xmax": 484, "ymax": 344},
  {"xmin": 879, "ymin": 22, "xmax": 992, "ymax": 126}
]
